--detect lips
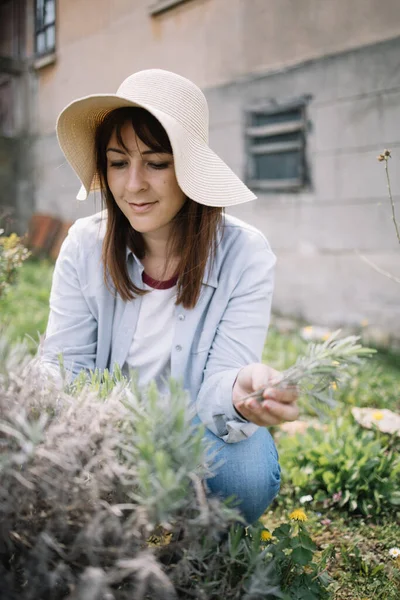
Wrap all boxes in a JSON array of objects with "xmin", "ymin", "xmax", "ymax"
[{"xmin": 128, "ymin": 201, "xmax": 157, "ymax": 214}]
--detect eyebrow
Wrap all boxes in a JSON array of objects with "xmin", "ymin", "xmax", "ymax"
[{"xmin": 106, "ymin": 147, "xmax": 164, "ymax": 155}]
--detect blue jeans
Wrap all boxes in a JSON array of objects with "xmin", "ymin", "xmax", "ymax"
[{"xmin": 194, "ymin": 416, "xmax": 281, "ymax": 524}]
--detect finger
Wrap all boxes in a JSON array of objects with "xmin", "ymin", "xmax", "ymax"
[
  {"xmin": 234, "ymin": 396, "xmax": 269, "ymax": 423},
  {"xmin": 251, "ymin": 365, "xmax": 281, "ymax": 392},
  {"xmin": 263, "ymin": 385, "xmax": 299, "ymax": 404},
  {"xmin": 236, "ymin": 395, "xmax": 292, "ymax": 427},
  {"xmin": 260, "ymin": 399, "xmax": 299, "ymax": 422},
  {"xmin": 235, "ymin": 398, "xmax": 294, "ymax": 427},
  {"xmin": 237, "ymin": 397, "xmax": 267, "ymax": 420},
  {"xmin": 234, "ymin": 401, "xmax": 282, "ymax": 427}
]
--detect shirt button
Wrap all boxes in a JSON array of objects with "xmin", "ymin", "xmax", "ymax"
[
  {"xmin": 175, "ymin": 345, "xmax": 182, "ymax": 352},
  {"xmin": 178, "ymin": 314, "xmax": 185, "ymax": 321}
]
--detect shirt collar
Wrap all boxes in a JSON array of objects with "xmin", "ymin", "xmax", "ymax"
[{"xmin": 126, "ymin": 247, "xmax": 218, "ymax": 288}]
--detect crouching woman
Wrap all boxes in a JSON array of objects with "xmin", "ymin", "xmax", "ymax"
[{"xmin": 41, "ymin": 69, "xmax": 298, "ymax": 524}]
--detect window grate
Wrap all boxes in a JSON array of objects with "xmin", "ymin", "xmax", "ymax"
[
  {"xmin": 246, "ymin": 100, "xmax": 309, "ymax": 192},
  {"xmin": 35, "ymin": 0, "xmax": 56, "ymax": 56}
]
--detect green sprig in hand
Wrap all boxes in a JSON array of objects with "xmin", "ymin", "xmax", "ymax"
[{"xmin": 242, "ymin": 331, "xmax": 376, "ymax": 414}]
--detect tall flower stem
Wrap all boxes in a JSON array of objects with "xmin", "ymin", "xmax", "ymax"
[{"xmin": 384, "ymin": 155, "xmax": 400, "ymax": 245}]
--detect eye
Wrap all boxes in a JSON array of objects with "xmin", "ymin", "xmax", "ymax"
[
  {"xmin": 148, "ymin": 161, "xmax": 170, "ymax": 170},
  {"xmin": 109, "ymin": 160, "xmax": 127, "ymax": 169}
]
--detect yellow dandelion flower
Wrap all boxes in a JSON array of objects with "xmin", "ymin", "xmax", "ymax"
[
  {"xmin": 330, "ymin": 382, "xmax": 337, "ymax": 391},
  {"xmin": 289, "ymin": 508, "xmax": 308, "ymax": 522},
  {"xmin": 322, "ymin": 332, "xmax": 331, "ymax": 341},
  {"xmin": 1, "ymin": 233, "xmax": 20, "ymax": 250},
  {"xmin": 372, "ymin": 411, "xmax": 384, "ymax": 420},
  {"xmin": 260, "ymin": 529, "xmax": 273, "ymax": 542}
]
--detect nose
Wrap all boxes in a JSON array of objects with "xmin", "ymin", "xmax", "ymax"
[{"xmin": 125, "ymin": 162, "xmax": 148, "ymax": 194}]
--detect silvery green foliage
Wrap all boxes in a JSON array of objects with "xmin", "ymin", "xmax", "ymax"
[
  {"xmin": 0, "ymin": 329, "xmax": 32, "ymax": 383},
  {"xmin": 0, "ymin": 336, "xmax": 281, "ymax": 600}
]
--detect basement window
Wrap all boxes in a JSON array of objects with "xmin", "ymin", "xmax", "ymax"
[
  {"xmin": 246, "ymin": 99, "xmax": 308, "ymax": 192},
  {"xmin": 35, "ymin": 0, "xmax": 56, "ymax": 56},
  {"xmin": 149, "ymin": 0, "xmax": 194, "ymax": 16}
]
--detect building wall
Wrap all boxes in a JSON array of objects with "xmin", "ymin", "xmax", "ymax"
[
  {"xmin": 33, "ymin": 0, "xmax": 400, "ymax": 218},
  {"xmin": 0, "ymin": 0, "xmax": 34, "ymax": 232},
  {"xmin": 30, "ymin": 0, "xmax": 400, "ymax": 336},
  {"xmin": 35, "ymin": 0, "xmax": 400, "ymax": 133},
  {"xmin": 215, "ymin": 37, "xmax": 400, "ymax": 334}
]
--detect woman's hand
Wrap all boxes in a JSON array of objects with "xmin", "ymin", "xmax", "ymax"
[{"xmin": 232, "ymin": 363, "xmax": 299, "ymax": 427}]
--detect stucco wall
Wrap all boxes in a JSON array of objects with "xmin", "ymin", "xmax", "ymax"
[
  {"xmin": 29, "ymin": 0, "xmax": 400, "ymax": 337},
  {"xmin": 34, "ymin": 0, "xmax": 400, "ymax": 134},
  {"xmin": 217, "ymin": 37, "xmax": 400, "ymax": 335}
]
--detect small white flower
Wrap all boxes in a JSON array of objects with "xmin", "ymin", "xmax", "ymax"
[
  {"xmin": 389, "ymin": 547, "xmax": 400, "ymax": 558},
  {"xmin": 300, "ymin": 495, "xmax": 313, "ymax": 504}
]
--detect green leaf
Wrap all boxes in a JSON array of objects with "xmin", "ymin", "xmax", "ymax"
[
  {"xmin": 318, "ymin": 571, "xmax": 332, "ymax": 587},
  {"xmin": 291, "ymin": 546, "xmax": 313, "ymax": 566},
  {"xmin": 273, "ymin": 523, "xmax": 291, "ymax": 538},
  {"xmin": 298, "ymin": 531, "xmax": 317, "ymax": 552},
  {"xmin": 340, "ymin": 489, "xmax": 351, "ymax": 507},
  {"xmin": 390, "ymin": 491, "xmax": 400, "ymax": 505},
  {"xmin": 322, "ymin": 471, "xmax": 335, "ymax": 487}
]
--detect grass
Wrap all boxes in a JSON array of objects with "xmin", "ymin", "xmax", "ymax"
[
  {"xmin": 263, "ymin": 508, "xmax": 400, "ymax": 600},
  {"xmin": 0, "ymin": 257, "xmax": 54, "ymax": 352},
  {"xmin": 1, "ymin": 258, "xmax": 400, "ymax": 599},
  {"xmin": 263, "ymin": 327, "xmax": 400, "ymax": 598}
]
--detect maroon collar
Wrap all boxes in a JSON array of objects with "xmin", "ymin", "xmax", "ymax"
[{"xmin": 142, "ymin": 271, "xmax": 178, "ymax": 290}]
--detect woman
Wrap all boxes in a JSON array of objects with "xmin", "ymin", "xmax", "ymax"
[{"xmin": 42, "ymin": 69, "xmax": 298, "ymax": 523}]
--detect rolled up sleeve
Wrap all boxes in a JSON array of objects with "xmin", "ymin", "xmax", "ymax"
[
  {"xmin": 39, "ymin": 225, "xmax": 98, "ymax": 378},
  {"xmin": 196, "ymin": 236, "xmax": 276, "ymax": 443}
]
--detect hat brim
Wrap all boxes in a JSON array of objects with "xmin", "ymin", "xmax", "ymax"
[{"xmin": 57, "ymin": 95, "xmax": 256, "ymax": 207}]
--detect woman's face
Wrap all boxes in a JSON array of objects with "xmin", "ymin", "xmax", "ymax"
[{"xmin": 106, "ymin": 121, "xmax": 186, "ymax": 237}]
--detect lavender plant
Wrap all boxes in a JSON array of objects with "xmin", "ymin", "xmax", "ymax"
[
  {"xmin": 0, "ymin": 339, "xmax": 286, "ymax": 600},
  {"xmin": 244, "ymin": 331, "xmax": 375, "ymax": 416},
  {"xmin": 1, "ymin": 324, "xmax": 376, "ymax": 599},
  {"xmin": 1, "ymin": 318, "xmax": 379, "ymax": 600}
]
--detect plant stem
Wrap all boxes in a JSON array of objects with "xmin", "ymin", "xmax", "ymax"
[
  {"xmin": 356, "ymin": 250, "xmax": 400, "ymax": 284},
  {"xmin": 385, "ymin": 158, "xmax": 400, "ymax": 244}
]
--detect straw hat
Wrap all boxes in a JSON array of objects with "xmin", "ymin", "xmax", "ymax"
[{"xmin": 56, "ymin": 69, "xmax": 256, "ymax": 207}]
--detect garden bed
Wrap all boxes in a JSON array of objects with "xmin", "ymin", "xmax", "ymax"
[{"xmin": 1, "ymin": 258, "xmax": 399, "ymax": 599}]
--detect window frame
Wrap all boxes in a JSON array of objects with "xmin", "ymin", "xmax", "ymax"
[
  {"xmin": 34, "ymin": 0, "xmax": 56, "ymax": 57},
  {"xmin": 245, "ymin": 97, "xmax": 309, "ymax": 192},
  {"xmin": 149, "ymin": 0, "xmax": 193, "ymax": 16}
]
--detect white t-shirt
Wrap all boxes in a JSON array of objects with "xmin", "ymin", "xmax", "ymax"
[{"xmin": 124, "ymin": 272, "xmax": 177, "ymax": 394}]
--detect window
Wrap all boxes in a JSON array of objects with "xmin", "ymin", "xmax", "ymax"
[
  {"xmin": 0, "ymin": 75, "xmax": 13, "ymax": 137},
  {"xmin": 35, "ymin": 0, "xmax": 56, "ymax": 56},
  {"xmin": 246, "ymin": 99, "xmax": 309, "ymax": 191},
  {"xmin": 149, "ymin": 0, "xmax": 193, "ymax": 16}
]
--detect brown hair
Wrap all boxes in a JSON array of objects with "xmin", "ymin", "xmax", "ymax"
[{"xmin": 95, "ymin": 107, "xmax": 223, "ymax": 309}]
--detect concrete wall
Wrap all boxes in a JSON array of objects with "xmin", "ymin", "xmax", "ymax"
[
  {"xmin": 34, "ymin": 0, "xmax": 400, "ymax": 134},
  {"xmin": 32, "ymin": 0, "xmax": 400, "ymax": 221},
  {"xmin": 217, "ymin": 37, "xmax": 400, "ymax": 335},
  {"xmin": 29, "ymin": 0, "xmax": 400, "ymax": 336}
]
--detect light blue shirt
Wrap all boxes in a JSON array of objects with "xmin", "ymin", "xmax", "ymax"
[{"xmin": 41, "ymin": 211, "xmax": 276, "ymax": 443}]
